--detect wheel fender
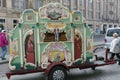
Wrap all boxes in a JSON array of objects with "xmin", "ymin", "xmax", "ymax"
[{"xmin": 45, "ymin": 62, "xmax": 69, "ymax": 75}]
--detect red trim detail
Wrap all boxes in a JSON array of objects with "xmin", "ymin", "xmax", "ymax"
[
  {"xmin": 68, "ymin": 60, "xmax": 116, "ymax": 70},
  {"xmin": 6, "ymin": 73, "xmax": 11, "ymax": 79},
  {"xmin": 5, "ymin": 67, "xmax": 45, "ymax": 79},
  {"xmin": 105, "ymin": 48, "xmax": 109, "ymax": 61}
]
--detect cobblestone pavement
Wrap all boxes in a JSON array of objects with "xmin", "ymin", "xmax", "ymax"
[
  {"xmin": 1, "ymin": 49, "xmax": 120, "ymax": 80},
  {"xmin": 1, "ymin": 63, "xmax": 120, "ymax": 80},
  {"xmin": 68, "ymin": 64, "xmax": 120, "ymax": 80}
]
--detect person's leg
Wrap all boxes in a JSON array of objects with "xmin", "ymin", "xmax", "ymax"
[
  {"xmin": 116, "ymin": 54, "xmax": 120, "ymax": 58},
  {"xmin": 1, "ymin": 46, "xmax": 7, "ymax": 60},
  {"xmin": 110, "ymin": 53, "xmax": 115, "ymax": 59},
  {"xmin": 116, "ymin": 54, "xmax": 120, "ymax": 65}
]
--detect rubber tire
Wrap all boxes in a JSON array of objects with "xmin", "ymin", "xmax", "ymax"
[{"xmin": 48, "ymin": 66, "xmax": 67, "ymax": 80}]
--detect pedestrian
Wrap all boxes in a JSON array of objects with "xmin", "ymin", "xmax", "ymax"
[
  {"xmin": 109, "ymin": 33, "xmax": 120, "ymax": 65},
  {"xmin": 0, "ymin": 30, "xmax": 8, "ymax": 60}
]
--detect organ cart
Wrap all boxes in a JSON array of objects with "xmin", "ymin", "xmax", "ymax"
[{"xmin": 6, "ymin": 3, "xmax": 116, "ymax": 80}]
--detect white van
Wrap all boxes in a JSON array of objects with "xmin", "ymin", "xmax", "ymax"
[{"xmin": 104, "ymin": 27, "xmax": 120, "ymax": 49}]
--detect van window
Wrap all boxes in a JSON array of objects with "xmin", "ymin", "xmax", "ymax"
[{"xmin": 107, "ymin": 29, "xmax": 120, "ymax": 37}]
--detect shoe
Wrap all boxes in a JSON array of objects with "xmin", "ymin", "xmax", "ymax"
[
  {"xmin": 118, "ymin": 61, "xmax": 120, "ymax": 65},
  {"xmin": 1, "ymin": 57, "xmax": 6, "ymax": 60},
  {"xmin": 118, "ymin": 63, "xmax": 120, "ymax": 65}
]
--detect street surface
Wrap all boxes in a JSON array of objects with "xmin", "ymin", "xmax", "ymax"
[
  {"xmin": 1, "ymin": 34, "xmax": 120, "ymax": 80},
  {"xmin": 1, "ymin": 46, "xmax": 120, "ymax": 80}
]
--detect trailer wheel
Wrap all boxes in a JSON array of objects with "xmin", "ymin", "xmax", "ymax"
[{"xmin": 48, "ymin": 66, "xmax": 67, "ymax": 80}]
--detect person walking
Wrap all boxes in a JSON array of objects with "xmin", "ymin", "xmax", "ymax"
[
  {"xmin": 109, "ymin": 33, "xmax": 120, "ymax": 65},
  {"xmin": 0, "ymin": 30, "xmax": 8, "ymax": 60}
]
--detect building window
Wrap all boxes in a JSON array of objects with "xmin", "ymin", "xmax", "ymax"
[
  {"xmin": 103, "ymin": 4, "xmax": 107, "ymax": 11},
  {"xmin": 0, "ymin": 18, "xmax": 5, "ymax": 30},
  {"xmin": 103, "ymin": 0, "xmax": 108, "ymax": 21},
  {"xmin": 37, "ymin": 0, "xmax": 43, "ymax": 8},
  {"xmin": 119, "ymin": 8, "xmax": 120, "ymax": 15},
  {"xmin": 62, "ymin": 0, "xmax": 69, "ymax": 9},
  {"xmin": 13, "ymin": 0, "xmax": 19, "ymax": 9},
  {"xmin": 88, "ymin": 11, "xmax": 93, "ymax": 20},
  {"xmin": 13, "ymin": 19, "xmax": 18, "ymax": 28},
  {"xmin": 0, "ymin": 0, "xmax": 6, "ymax": 7},
  {"xmin": 95, "ymin": 1, "xmax": 100, "ymax": 20},
  {"xmin": 34, "ymin": 0, "xmax": 38, "ymax": 9},
  {"xmin": 0, "ymin": 0, "xmax": 2, "ymax": 7},
  {"xmin": 80, "ymin": 9, "xmax": 85, "ymax": 17},
  {"xmin": 0, "ymin": 19, "xmax": 5, "ymax": 23},
  {"xmin": 73, "ymin": 0, "xmax": 77, "ymax": 10},
  {"xmin": 96, "ymin": 2, "xmax": 100, "ymax": 11},
  {"xmin": 0, "ymin": 24, "xmax": 4, "ymax": 31},
  {"xmin": 104, "ymin": 0, "xmax": 107, "ymax": 2},
  {"xmin": 79, "ymin": 0, "xmax": 85, "ymax": 8},
  {"xmin": 96, "ymin": 12, "xmax": 100, "ymax": 20},
  {"xmin": 62, "ymin": 0, "xmax": 69, "ymax": 3},
  {"xmin": 79, "ymin": 0, "xmax": 86, "ymax": 18},
  {"xmin": 88, "ymin": 0, "xmax": 93, "ymax": 9},
  {"xmin": 103, "ymin": 11, "xmax": 107, "ymax": 19},
  {"xmin": 13, "ymin": 0, "xmax": 25, "ymax": 9},
  {"xmin": 87, "ymin": 0, "xmax": 93, "ymax": 19}
]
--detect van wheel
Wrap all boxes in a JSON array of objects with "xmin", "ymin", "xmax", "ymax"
[{"xmin": 48, "ymin": 66, "xmax": 67, "ymax": 80}]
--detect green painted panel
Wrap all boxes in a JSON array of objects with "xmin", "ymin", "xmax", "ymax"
[
  {"xmin": 64, "ymin": 42, "xmax": 72, "ymax": 52},
  {"xmin": 21, "ymin": 9, "xmax": 37, "ymax": 24},
  {"xmin": 40, "ymin": 43, "xmax": 48, "ymax": 54},
  {"xmin": 11, "ymin": 26, "xmax": 20, "ymax": 41},
  {"xmin": 11, "ymin": 57, "xmax": 21, "ymax": 70},
  {"xmin": 72, "ymin": 11, "xmax": 83, "ymax": 24},
  {"xmin": 86, "ymin": 51, "xmax": 93, "ymax": 63}
]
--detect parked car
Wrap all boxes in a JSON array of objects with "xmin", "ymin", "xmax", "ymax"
[{"xmin": 104, "ymin": 27, "xmax": 120, "ymax": 49}]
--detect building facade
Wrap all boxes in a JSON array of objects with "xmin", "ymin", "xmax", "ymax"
[
  {"xmin": 34, "ymin": 0, "xmax": 120, "ymax": 34},
  {"xmin": 0, "ymin": 0, "xmax": 25, "ymax": 31},
  {"xmin": 0, "ymin": 0, "xmax": 120, "ymax": 34}
]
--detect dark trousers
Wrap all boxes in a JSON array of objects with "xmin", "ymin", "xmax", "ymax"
[
  {"xmin": 110, "ymin": 53, "xmax": 120, "ymax": 64},
  {"xmin": 1, "ymin": 46, "xmax": 7, "ymax": 58},
  {"xmin": 110, "ymin": 53, "xmax": 120, "ymax": 59}
]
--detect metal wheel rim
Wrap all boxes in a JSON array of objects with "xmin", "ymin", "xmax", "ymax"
[{"xmin": 53, "ymin": 70, "xmax": 65, "ymax": 80}]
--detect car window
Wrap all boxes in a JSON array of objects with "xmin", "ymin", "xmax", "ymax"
[{"xmin": 107, "ymin": 29, "xmax": 120, "ymax": 37}]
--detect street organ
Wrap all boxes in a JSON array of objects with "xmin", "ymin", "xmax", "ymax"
[{"xmin": 6, "ymin": 3, "xmax": 116, "ymax": 80}]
